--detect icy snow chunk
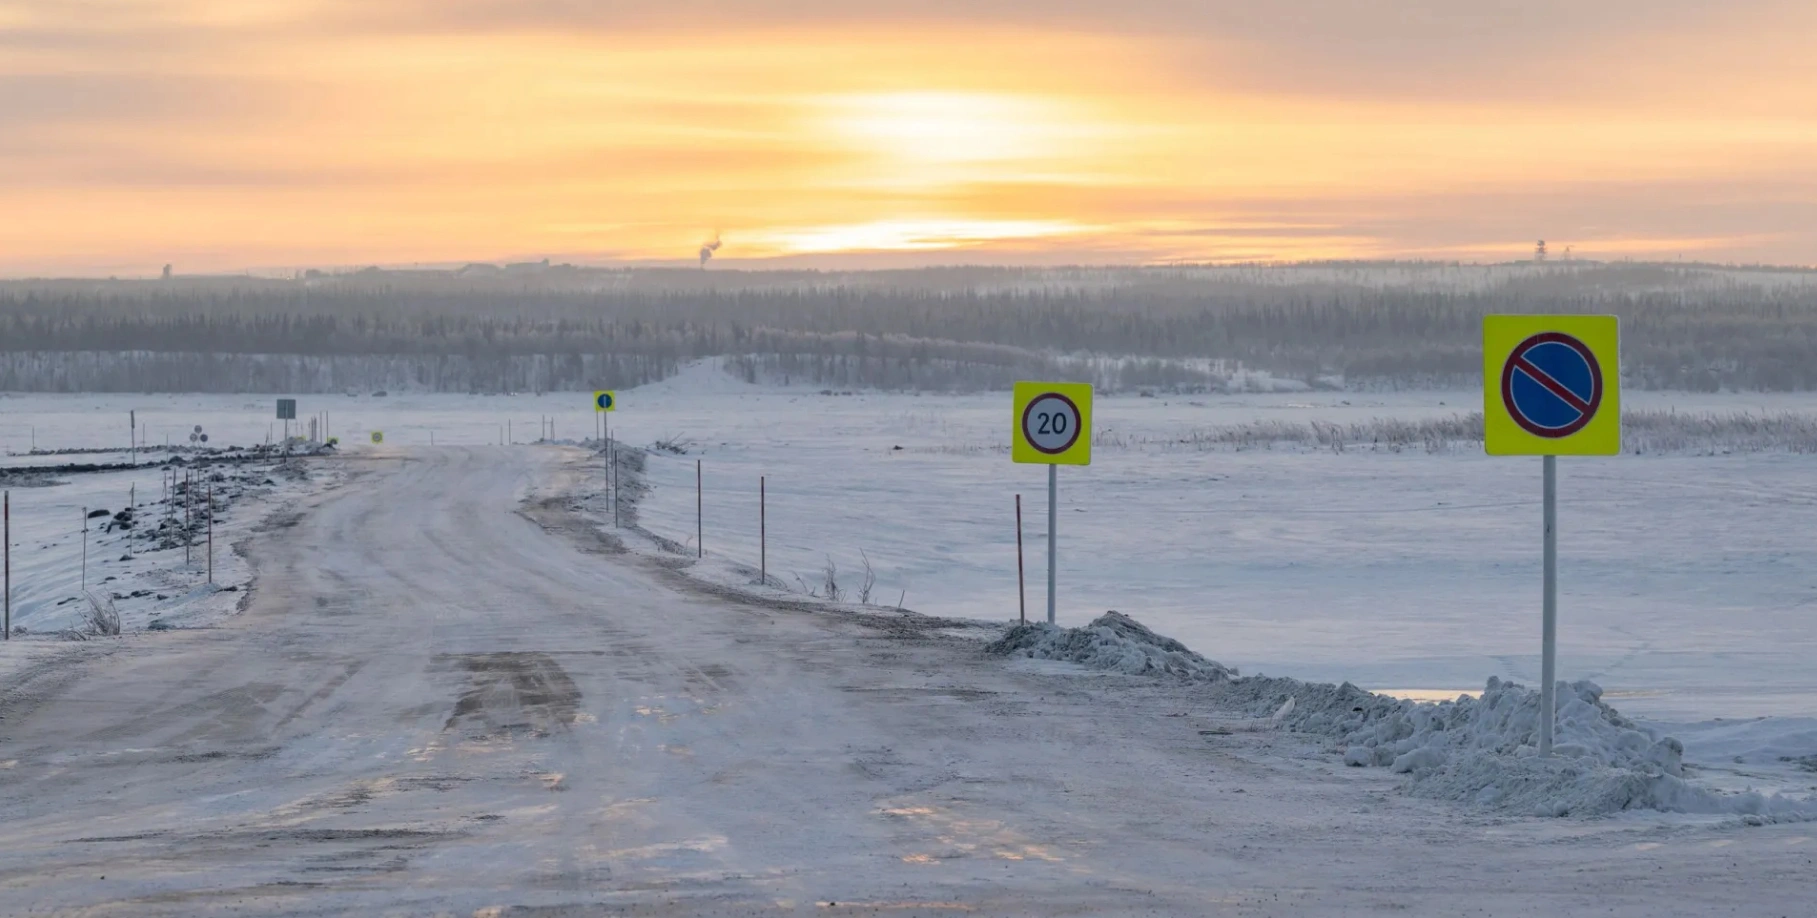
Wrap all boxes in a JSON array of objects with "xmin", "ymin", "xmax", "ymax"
[
  {"xmin": 1391, "ymin": 747, "xmax": 1447, "ymax": 774},
  {"xmin": 985, "ymin": 611, "xmax": 1235, "ymax": 682}
]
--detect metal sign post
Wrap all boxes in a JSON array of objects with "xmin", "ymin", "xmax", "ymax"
[
  {"xmin": 1483, "ymin": 315, "xmax": 1620, "ymax": 757},
  {"xmin": 594, "ymin": 391, "xmax": 616, "ymax": 454},
  {"xmin": 1541, "ymin": 454, "xmax": 1558, "ymax": 755},
  {"xmin": 1046, "ymin": 466, "xmax": 1057, "ymax": 624},
  {"xmin": 4, "ymin": 490, "xmax": 10, "ymax": 640},
  {"xmin": 1011, "ymin": 381, "xmax": 1093, "ymax": 626}
]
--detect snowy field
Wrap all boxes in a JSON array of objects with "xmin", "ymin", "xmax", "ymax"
[
  {"xmin": 607, "ymin": 367, "xmax": 1816, "ymax": 722},
  {"xmin": 0, "ymin": 451, "xmax": 334, "ymax": 638},
  {"xmin": 5, "ymin": 368, "xmax": 1815, "ymax": 791}
]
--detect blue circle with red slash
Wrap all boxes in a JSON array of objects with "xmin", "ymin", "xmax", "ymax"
[{"xmin": 1501, "ymin": 332, "xmax": 1603, "ymax": 438}]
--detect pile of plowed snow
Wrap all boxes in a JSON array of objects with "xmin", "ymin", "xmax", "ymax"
[
  {"xmin": 989, "ymin": 612, "xmax": 1817, "ymax": 820},
  {"xmin": 987, "ymin": 611, "xmax": 1235, "ymax": 682}
]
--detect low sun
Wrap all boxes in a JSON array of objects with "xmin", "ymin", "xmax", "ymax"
[{"xmin": 821, "ymin": 91, "xmax": 1068, "ymax": 166}]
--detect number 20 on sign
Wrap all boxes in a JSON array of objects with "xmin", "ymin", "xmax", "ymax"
[
  {"xmin": 1013, "ymin": 381, "xmax": 1092, "ymax": 465},
  {"xmin": 1013, "ymin": 381, "xmax": 1092, "ymax": 627}
]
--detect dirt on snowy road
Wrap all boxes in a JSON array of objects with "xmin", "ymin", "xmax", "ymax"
[{"xmin": 0, "ymin": 446, "xmax": 1810, "ymax": 917}]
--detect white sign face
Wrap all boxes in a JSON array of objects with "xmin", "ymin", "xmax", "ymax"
[{"xmin": 1021, "ymin": 393, "xmax": 1082, "ymax": 455}]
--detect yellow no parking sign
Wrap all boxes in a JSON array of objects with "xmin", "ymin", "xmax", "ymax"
[
  {"xmin": 1483, "ymin": 315, "xmax": 1620, "ymax": 456},
  {"xmin": 1482, "ymin": 313, "xmax": 1620, "ymax": 760}
]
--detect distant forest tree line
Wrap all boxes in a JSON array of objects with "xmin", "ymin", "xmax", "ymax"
[{"xmin": 2, "ymin": 262, "xmax": 1814, "ymax": 392}]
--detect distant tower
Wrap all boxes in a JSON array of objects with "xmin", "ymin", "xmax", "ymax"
[
  {"xmin": 1535, "ymin": 240, "xmax": 1548, "ymax": 262},
  {"xmin": 1563, "ymin": 245, "xmax": 1573, "ymax": 262},
  {"xmin": 161, "ymin": 264, "xmax": 172, "ymax": 280}
]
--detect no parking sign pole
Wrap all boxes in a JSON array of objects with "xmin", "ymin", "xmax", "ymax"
[
  {"xmin": 1012, "ymin": 381, "xmax": 1092, "ymax": 626},
  {"xmin": 1484, "ymin": 315, "xmax": 1620, "ymax": 757},
  {"xmin": 594, "ymin": 390, "xmax": 616, "ymax": 451}
]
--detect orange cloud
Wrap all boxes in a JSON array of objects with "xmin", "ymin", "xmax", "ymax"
[{"xmin": 2, "ymin": 3, "xmax": 1815, "ymax": 273}]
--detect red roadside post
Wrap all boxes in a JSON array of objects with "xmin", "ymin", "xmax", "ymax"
[{"xmin": 1015, "ymin": 494, "xmax": 1026, "ymax": 624}]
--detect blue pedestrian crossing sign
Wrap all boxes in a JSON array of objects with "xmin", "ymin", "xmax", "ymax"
[
  {"xmin": 1483, "ymin": 315, "xmax": 1620, "ymax": 456},
  {"xmin": 593, "ymin": 390, "xmax": 617, "ymax": 412}
]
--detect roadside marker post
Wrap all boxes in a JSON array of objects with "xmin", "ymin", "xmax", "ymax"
[
  {"xmin": 696, "ymin": 459, "xmax": 703, "ymax": 558},
  {"xmin": 1011, "ymin": 381, "xmax": 1092, "ymax": 625},
  {"xmin": 760, "ymin": 476, "xmax": 767, "ymax": 585},
  {"xmin": 81, "ymin": 506, "xmax": 89, "ymax": 590},
  {"xmin": 1483, "ymin": 314, "xmax": 1620, "ymax": 757},
  {"xmin": 206, "ymin": 485, "xmax": 214, "ymax": 584},
  {"xmin": 1015, "ymin": 494, "xmax": 1026, "ymax": 624},
  {"xmin": 4, "ymin": 490, "xmax": 10, "ymax": 640}
]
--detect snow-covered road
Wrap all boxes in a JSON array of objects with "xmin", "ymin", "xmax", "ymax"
[{"xmin": 0, "ymin": 446, "xmax": 1810, "ymax": 916}]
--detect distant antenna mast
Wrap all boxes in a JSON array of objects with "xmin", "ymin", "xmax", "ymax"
[{"xmin": 1535, "ymin": 240, "xmax": 1548, "ymax": 262}]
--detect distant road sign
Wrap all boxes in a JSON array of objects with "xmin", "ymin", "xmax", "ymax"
[
  {"xmin": 594, "ymin": 390, "xmax": 617, "ymax": 412},
  {"xmin": 371, "ymin": 431, "xmax": 384, "ymax": 444},
  {"xmin": 1013, "ymin": 381, "xmax": 1092, "ymax": 465},
  {"xmin": 276, "ymin": 399, "xmax": 297, "ymax": 420},
  {"xmin": 1484, "ymin": 315, "xmax": 1620, "ymax": 455}
]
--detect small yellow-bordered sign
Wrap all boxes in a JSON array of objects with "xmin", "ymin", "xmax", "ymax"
[
  {"xmin": 370, "ymin": 431, "xmax": 384, "ymax": 444},
  {"xmin": 1483, "ymin": 314, "xmax": 1620, "ymax": 456},
  {"xmin": 593, "ymin": 390, "xmax": 617, "ymax": 412},
  {"xmin": 1013, "ymin": 381, "xmax": 1092, "ymax": 465}
]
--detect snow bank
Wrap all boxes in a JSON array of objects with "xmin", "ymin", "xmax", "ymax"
[
  {"xmin": 994, "ymin": 612, "xmax": 1817, "ymax": 819},
  {"xmin": 986, "ymin": 611, "xmax": 1236, "ymax": 682}
]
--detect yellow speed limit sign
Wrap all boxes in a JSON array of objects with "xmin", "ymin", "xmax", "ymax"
[{"xmin": 1013, "ymin": 381, "xmax": 1092, "ymax": 465}]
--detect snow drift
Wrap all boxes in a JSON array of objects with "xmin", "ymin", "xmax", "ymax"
[
  {"xmin": 991, "ymin": 612, "xmax": 1817, "ymax": 820},
  {"xmin": 987, "ymin": 611, "xmax": 1236, "ymax": 682}
]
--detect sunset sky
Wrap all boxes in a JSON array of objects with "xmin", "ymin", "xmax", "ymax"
[{"xmin": 4, "ymin": 0, "xmax": 1817, "ymax": 275}]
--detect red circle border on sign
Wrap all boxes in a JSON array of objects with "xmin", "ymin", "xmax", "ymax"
[
  {"xmin": 1021, "ymin": 392, "xmax": 1083, "ymax": 455},
  {"xmin": 1500, "ymin": 332, "xmax": 1603, "ymax": 438}
]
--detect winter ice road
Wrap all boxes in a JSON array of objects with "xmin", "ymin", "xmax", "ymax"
[{"xmin": 0, "ymin": 448, "xmax": 1811, "ymax": 917}]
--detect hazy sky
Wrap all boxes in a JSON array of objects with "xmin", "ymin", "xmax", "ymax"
[{"xmin": 5, "ymin": 0, "xmax": 1816, "ymax": 274}]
